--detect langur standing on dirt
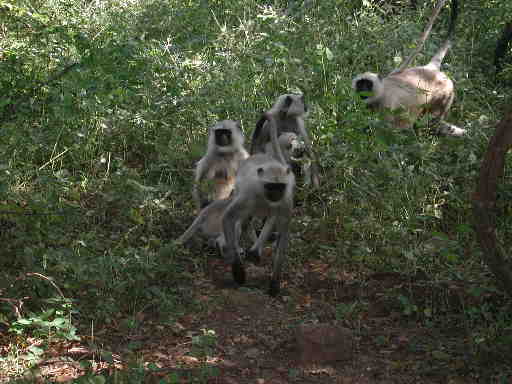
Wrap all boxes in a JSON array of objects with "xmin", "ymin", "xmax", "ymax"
[{"xmin": 223, "ymin": 112, "xmax": 296, "ymax": 296}]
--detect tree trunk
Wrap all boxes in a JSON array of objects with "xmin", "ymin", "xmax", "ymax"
[
  {"xmin": 473, "ymin": 108, "xmax": 512, "ymax": 297},
  {"xmin": 494, "ymin": 21, "xmax": 512, "ymax": 74}
]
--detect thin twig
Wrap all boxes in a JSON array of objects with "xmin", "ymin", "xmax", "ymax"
[
  {"xmin": 394, "ymin": 0, "xmax": 448, "ymax": 73},
  {"xmin": 24, "ymin": 272, "xmax": 65, "ymax": 298}
]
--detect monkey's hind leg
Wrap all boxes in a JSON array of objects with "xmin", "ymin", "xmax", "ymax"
[
  {"xmin": 246, "ymin": 216, "xmax": 276, "ymax": 264},
  {"xmin": 231, "ymin": 257, "xmax": 246, "ymax": 286},
  {"xmin": 176, "ymin": 211, "xmax": 207, "ymax": 245},
  {"xmin": 231, "ymin": 221, "xmax": 247, "ymax": 285},
  {"xmin": 430, "ymin": 94, "xmax": 466, "ymax": 137},
  {"xmin": 268, "ymin": 218, "xmax": 291, "ymax": 297}
]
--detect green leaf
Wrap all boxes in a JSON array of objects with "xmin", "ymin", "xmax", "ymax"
[
  {"xmin": 325, "ymin": 47, "xmax": 334, "ymax": 61},
  {"xmin": 100, "ymin": 351, "xmax": 114, "ymax": 363},
  {"xmin": 28, "ymin": 345, "xmax": 45, "ymax": 355}
]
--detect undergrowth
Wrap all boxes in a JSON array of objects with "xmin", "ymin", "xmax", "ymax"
[{"xmin": 1, "ymin": 0, "xmax": 512, "ymax": 381}]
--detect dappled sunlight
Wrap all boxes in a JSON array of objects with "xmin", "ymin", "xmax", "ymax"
[{"xmin": 2, "ymin": 0, "xmax": 512, "ymax": 382}]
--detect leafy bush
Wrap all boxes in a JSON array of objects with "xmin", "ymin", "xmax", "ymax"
[{"xmin": 1, "ymin": 0, "xmax": 511, "ymax": 380}]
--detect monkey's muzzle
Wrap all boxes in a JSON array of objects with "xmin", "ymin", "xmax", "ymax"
[
  {"xmin": 215, "ymin": 129, "xmax": 232, "ymax": 147},
  {"xmin": 264, "ymin": 182, "xmax": 287, "ymax": 202}
]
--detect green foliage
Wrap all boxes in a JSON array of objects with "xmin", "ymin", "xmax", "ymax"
[
  {"xmin": 0, "ymin": 0, "xmax": 512, "ymax": 380},
  {"xmin": 190, "ymin": 328, "xmax": 217, "ymax": 359},
  {"xmin": 9, "ymin": 302, "xmax": 78, "ymax": 341}
]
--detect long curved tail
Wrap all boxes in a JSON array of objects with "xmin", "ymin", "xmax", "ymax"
[
  {"xmin": 393, "ymin": 0, "xmax": 458, "ymax": 73},
  {"xmin": 263, "ymin": 112, "xmax": 287, "ymax": 165},
  {"xmin": 429, "ymin": 0, "xmax": 458, "ymax": 69}
]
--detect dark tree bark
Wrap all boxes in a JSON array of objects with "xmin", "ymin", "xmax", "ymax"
[
  {"xmin": 473, "ymin": 108, "xmax": 512, "ymax": 297},
  {"xmin": 494, "ymin": 21, "xmax": 512, "ymax": 74}
]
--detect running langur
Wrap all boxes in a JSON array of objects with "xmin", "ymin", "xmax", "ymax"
[
  {"xmin": 352, "ymin": 0, "xmax": 465, "ymax": 136},
  {"xmin": 223, "ymin": 113, "xmax": 296, "ymax": 296},
  {"xmin": 193, "ymin": 120, "xmax": 249, "ymax": 210},
  {"xmin": 250, "ymin": 94, "xmax": 320, "ymax": 187}
]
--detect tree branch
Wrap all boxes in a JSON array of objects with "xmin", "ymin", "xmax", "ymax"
[{"xmin": 473, "ymin": 107, "xmax": 512, "ymax": 297}]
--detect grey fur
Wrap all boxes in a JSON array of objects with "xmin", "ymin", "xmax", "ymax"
[
  {"xmin": 251, "ymin": 94, "xmax": 320, "ymax": 187},
  {"xmin": 193, "ymin": 120, "xmax": 249, "ymax": 210},
  {"xmin": 223, "ymin": 113, "xmax": 296, "ymax": 296}
]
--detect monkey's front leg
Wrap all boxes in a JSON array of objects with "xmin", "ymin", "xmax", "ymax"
[
  {"xmin": 246, "ymin": 216, "xmax": 276, "ymax": 264},
  {"xmin": 176, "ymin": 208, "xmax": 208, "ymax": 245}
]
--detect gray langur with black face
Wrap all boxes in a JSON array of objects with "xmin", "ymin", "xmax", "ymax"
[
  {"xmin": 193, "ymin": 120, "xmax": 249, "ymax": 210},
  {"xmin": 223, "ymin": 112, "xmax": 296, "ymax": 296},
  {"xmin": 352, "ymin": 0, "xmax": 465, "ymax": 136},
  {"xmin": 250, "ymin": 94, "xmax": 320, "ymax": 187}
]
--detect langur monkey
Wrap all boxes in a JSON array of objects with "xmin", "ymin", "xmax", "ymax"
[
  {"xmin": 193, "ymin": 120, "xmax": 249, "ymax": 210},
  {"xmin": 176, "ymin": 197, "xmax": 243, "ymax": 256},
  {"xmin": 265, "ymin": 132, "xmax": 313, "ymax": 184},
  {"xmin": 250, "ymin": 94, "xmax": 320, "ymax": 187},
  {"xmin": 223, "ymin": 112, "xmax": 296, "ymax": 296},
  {"xmin": 352, "ymin": 0, "xmax": 465, "ymax": 136}
]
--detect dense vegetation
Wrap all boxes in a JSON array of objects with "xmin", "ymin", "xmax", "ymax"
[{"xmin": 1, "ymin": 0, "xmax": 512, "ymax": 382}]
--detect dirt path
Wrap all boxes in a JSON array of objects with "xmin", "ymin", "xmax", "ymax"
[{"xmin": 0, "ymin": 255, "xmax": 492, "ymax": 383}]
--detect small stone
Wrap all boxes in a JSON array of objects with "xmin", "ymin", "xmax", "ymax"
[
  {"xmin": 245, "ymin": 347, "xmax": 260, "ymax": 359},
  {"xmin": 295, "ymin": 323, "xmax": 354, "ymax": 364}
]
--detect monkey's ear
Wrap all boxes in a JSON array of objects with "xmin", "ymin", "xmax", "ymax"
[
  {"xmin": 378, "ymin": 74, "xmax": 383, "ymax": 80},
  {"xmin": 257, "ymin": 167, "xmax": 264, "ymax": 177},
  {"xmin": 235, "ymin": 121, "xmax": 242, "ymax": 131}
]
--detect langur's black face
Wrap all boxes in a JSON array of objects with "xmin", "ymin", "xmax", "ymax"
[
  {"xmin": 263, "ymin": 182, "xmax": 287, "ymax": 202},
  {"xmin": 355, "ymin": 79, "xmax": 374, "ymax": 99},
  {"xmin": 215, "ymin": 129, "xmax": 232, "ymax": 147}
]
